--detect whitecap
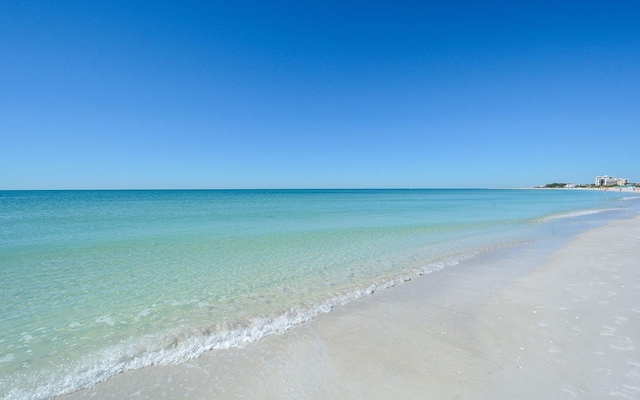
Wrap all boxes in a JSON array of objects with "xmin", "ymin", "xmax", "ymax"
[{"xmin": 532, "ymin": 208, "xmax": 616, "ymax": 223}]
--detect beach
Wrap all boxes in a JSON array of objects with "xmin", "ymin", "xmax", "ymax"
[
  {"xmin": 59, "ymin": 211, "xmax": 640, "ymax": 399},
  {"xmin": 4, "ymin": 0, "xmax": 638, "ymax": 398}
]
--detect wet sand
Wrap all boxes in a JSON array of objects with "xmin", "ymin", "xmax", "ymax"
[{"xmin": 63, "ymin": 213, "xmax": 640, "ymax": 399}]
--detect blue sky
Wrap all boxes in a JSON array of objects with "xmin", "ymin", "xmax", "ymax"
[{"xmin": 1, "ymin": 1, "xmax": 638, "ymax": 189}]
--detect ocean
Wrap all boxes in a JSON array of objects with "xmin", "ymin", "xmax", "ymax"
[{"xmin": 0, "ymin": 189, "xmax": 637, "ymax": 399}]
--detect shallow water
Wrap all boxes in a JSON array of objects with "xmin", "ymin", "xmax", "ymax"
[{"xmin": 0, "ymin": 189, "xmax": 636, "ymax": 399}]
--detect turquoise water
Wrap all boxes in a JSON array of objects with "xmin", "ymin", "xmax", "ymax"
[{"xmin": 0, "ymin": 189, "xmax": 637, "ymax": 399}]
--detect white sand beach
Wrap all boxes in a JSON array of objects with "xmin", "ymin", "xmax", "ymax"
[{"xmin": 63, "ymin": 213, "xmax": 640, "ymax": 399}]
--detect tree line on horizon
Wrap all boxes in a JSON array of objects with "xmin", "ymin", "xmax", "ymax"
[{"xmin": 537, "ymin": 182, "xmax": 638, "ymax": 188}]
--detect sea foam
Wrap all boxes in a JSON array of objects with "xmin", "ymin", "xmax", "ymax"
[
  {"xmin": 4, "ymin": 248, "xmax": 498, "ymax": 400},
  {"xmin": 532, "ymin": 208, "xmax": 616, "ymax": 223}
]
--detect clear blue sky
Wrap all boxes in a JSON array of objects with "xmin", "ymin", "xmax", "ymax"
[{"xmin": 1, "ymin": 1, "xmax": 638, "ymax": 189}]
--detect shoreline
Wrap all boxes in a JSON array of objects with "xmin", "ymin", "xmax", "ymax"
[
  {"xmin": 61, "ymin": 211, "xmax": 640, "ymax": 399},
  {"xmin": 530, "ymin": 186, "xmax": 640, "ymax": 193}
]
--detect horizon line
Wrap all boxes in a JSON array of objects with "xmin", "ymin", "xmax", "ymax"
[{"xmin": 0, "ymin": 187, "xmax": 522, "ymax": 191}]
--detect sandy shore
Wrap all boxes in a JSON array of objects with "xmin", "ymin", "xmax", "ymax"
[{"xmin": 63, "ymin": 213, "xmax": 640, "ymax": 399}]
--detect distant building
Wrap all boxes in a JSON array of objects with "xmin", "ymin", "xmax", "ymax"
[{"xmin": 595, "ymin": 175, "xmax": 628, "ymax": 186}]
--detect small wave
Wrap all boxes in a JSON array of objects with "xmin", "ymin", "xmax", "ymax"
[
  {"xmin": 532, "ymin": 208, "xmax": 616, "ymax": 223},
  {"xmin": 4, "ymin": 246, "xmax": 511, "ymax": 400}
]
